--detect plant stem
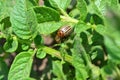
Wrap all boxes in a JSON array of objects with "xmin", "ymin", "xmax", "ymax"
[
  {"xmin": 60, "ymin": 8, "xmax": 79, "ymax": 23},
  {"xmin": 60, "ymin": 8, "xmax": 69, "ymax": 17},
  {"xmin": 33, "ymin": 48, "xmax": 37, "ymax": 56},
  {"xmin": 60, "ymin": 15, "xmax": 79, "ymax": 23},
  {"xmin": 42, "ymin": 46, "xmax": 73, "ymax": 64}
]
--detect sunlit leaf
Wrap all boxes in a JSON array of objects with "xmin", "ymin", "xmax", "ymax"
[
  {"xmin": 52, "ymin": 61, "xmax": 67, "ymax": 80},
  {"xmin": 10, "ymin": 0, "xmax": 37, "ymax": 39},
  {"xmin": 104, "ymin": 36, "xmax": 120, "ymax": 64},
  {"xmin": 76, "ymin": 0, "xmax": 87, "ymax": 20},
  {"xmin": 33, "ymin": 6, "xmax": 60, "ymax": 23},
  {"xmin": 0, "ymin": 0, "xmax": 15, "ymax": 21},
  {"xmin": 74, "ymin": 22, "xmax": 91, "ymax": 34},
  {"xmin": 8, "ymin": 51, "xmax": 34, "ymax": 80},
  {"xmin": 36, "ymin": 48, "xmax": 46, "ymax": 59},
  {"xmin": 72, "ymin": 36, "xmax": 88, "ymax": 80},
  {"xmin": 49, "ymin": 0, "xmax": 71, "ymax": 10},
  {"xmin": 3, "ymin": 36, "xmax": 18, "ymax": 53},
  {"xmin": 38, "ymin": 21, "xmax": 65, "ymax": 34}
]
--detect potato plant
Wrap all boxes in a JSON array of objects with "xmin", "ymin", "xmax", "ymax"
[{"xmin": 0, "ymin": 0, "xmax": 120, "ymax": 80}]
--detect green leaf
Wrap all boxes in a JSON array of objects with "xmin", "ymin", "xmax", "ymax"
[
  {"xmin": 94, "ymin": 0, "xmax": 118, "ymax": 14},
  {"xmin": 0, "ymin": 0, "xmax": 15, "ymax": 21},
  {"xmin": 74, "ymin": 22, "xmax": 91, "ymax": 34},
  {"xmin": 33, "ymin": 6, "xmax": 65, "ymax": 35},
  {"xmin": 104, "ymin": 9, "xmax": 120, "ymax": 34},
  {"xmin": 72, "ymin": 36, "xmax": 88, "ymax": 80},
  {"xmin": 0, "ymin": 17, "xmax": 12, "ymax": 39},
  {"xmin": 92, "ymin": 31, "xmax": 104, "ymax": 46},
  {"xmin": 33, "ymin": 6, "xmax": 60, "ymax": 23},
  {"xmin": 26, "ymin": 0, "xmax": 38, "ymax": 9},
  {"xmin": 10, "ymin": 0, "xmax": 37, "ymax": 39},
  {"xmin": 90, "ymin": 65, "xmax": 100, "ymax": 80},
  {"xmin": 0, "ymin": 58, "xmax": 8, "ymax": 80},
  {"xmin": 88, "ymin": 0, "xmax": 119, "ymax": 18},
  {"xmin": 104, "ymin": 36, "xmax": 120, "ymax": 64},
  {"xmin": 0, "ymin": 17, "xmax": 11, "ymax": 32},
  {"xmin": 90, "ymin": 46, "xmax": 104, "ymax": 61},
  {"xmin": 0, "ymin": 46, "xmax": 3, "ymax": 54},
  {"xmin": 49, "ymin": 0, "xmax": 71, "ymax": 10},
  {"xmin": 36, "ymin": 48, "xmax": 46, "ymax": 59},
  {"xmin": 24, "ymin": 77, "xmax": 36, "ymax": 80},
  {"xmin": 38, "ymin": 21, "xmax": 65, "ymax": 34},
  {"xmin": 87, "ymin": 2, "xmax": 103, "ymax": 18},
  {"xmin": 91, "ymin": 51, "xmax": 98, "ymax": 60},
  {"xmin": 104, "ymin": 8, "xmax": 120, "ymax": 48},
  {"xmin": 0, "ymin": 75, "xmax": 4, "ymax": 80},
  {"xmin": 101, "ymin": 63, "xmax": 119, "ymax": 80},
  {"xmin": 52, "ymin": 61, "xmax": 67, "ymax": 80},
  {"xmin": 44, "ymin": 0, "xmax": 52, "ymax": 7},
  {"xmin": 21, "ymin": 44, "xmax": 29, "ymax": 50},
  {"xmin": 69, "ymin": 9, "xmax": 80, "ymax": 19},
  {"xmin": 95, "ymin": 25, "xmax": 106, "ymax": 35},
  {"xmin": 34, "ymin": 35, "xmax": 44, "ymax": 47},
  {"xmin": 8, "ymin": 51, "xmax": 34, "ymax": 80},
  {"xmin": 76, "ymin": 0, "xmax": 87, "ymax": 20},
  {"xmin": 3, "ymin": 36, "xmax": 18, "ymax": 53}
]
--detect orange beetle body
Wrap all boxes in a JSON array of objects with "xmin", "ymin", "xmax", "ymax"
[
  {"xmin": 55, "ymin": 26, "xmax": 73, "ymax": 42},
  {"xmin": 57, "ymin": 26, "xmax": 73, "ymax": 38}
]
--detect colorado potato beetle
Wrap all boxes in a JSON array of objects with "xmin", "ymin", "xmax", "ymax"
[{"xmin": 55, "ymin": 26, "xmax": 73, "ymax": 42}]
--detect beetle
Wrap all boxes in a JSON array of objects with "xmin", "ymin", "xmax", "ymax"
[{"xmin": 55, "ymin": 26, "xmax": 73, "ymax": 42}]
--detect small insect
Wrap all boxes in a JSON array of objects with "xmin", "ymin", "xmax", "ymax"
[{"xmin": 55, "ymin": 26, "xmax": 73, "ymax": 42}]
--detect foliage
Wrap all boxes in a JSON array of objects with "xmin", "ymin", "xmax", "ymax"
[{"xmin": 0, "ymin": 0, "xmax": 120, "ymax": 80}]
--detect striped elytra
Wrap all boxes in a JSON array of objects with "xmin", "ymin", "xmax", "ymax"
[
  {"xmin": 55, "ymin": 26, "xmax": 73, "ymax": 42},
  {"xmin": 57, "ymin": 26, "xmax": 73, "ymax": 38}
]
